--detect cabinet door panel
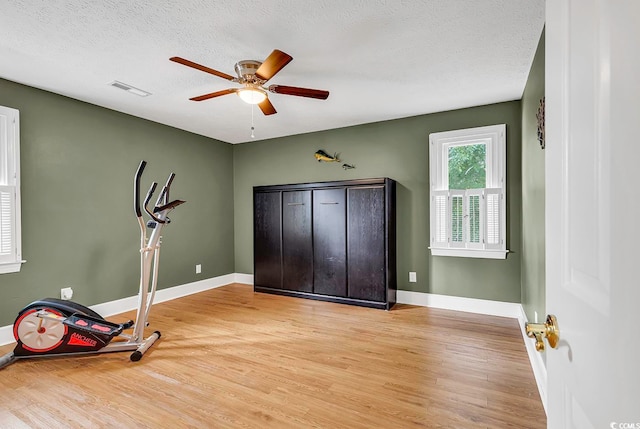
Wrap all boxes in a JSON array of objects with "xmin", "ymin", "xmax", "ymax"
[
  {"xmin": 254, "ymin": 191, "xmax": 282, "ymax": 289},
  {"xmin": 347, "ymin": 186, "xmax": 386, "ymax": 302},
  {"xmin": 282, "ymin": 191, "xmax": 313, "ymax": 292},
  {"xmin": 313, "ymin": 189, "xmax": 347, "ymax": 297}
]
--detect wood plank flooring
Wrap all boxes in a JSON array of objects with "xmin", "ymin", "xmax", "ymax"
[{"xmin": 0, "ymin": 284, "xmax": 546, "ymax": 428}]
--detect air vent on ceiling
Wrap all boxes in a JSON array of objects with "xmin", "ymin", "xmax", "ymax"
[{"xmin": 109, "ymin": 80, "xmax": 151, "ymax": 97}]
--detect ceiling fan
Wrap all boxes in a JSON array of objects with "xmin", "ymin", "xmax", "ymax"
[{"xmin": 170, "ymin": 49, "xmax": 329, "ymax": 116}]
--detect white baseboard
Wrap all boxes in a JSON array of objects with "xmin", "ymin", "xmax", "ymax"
[
  {"xmin": 516, "ymin": 305, "xmax": 548, "ymax": 414},
  {"xmin": 396, "ymin": 290, "xmax": 523, "ymax": 318},
  {"xmin": 0, "ymin": 273, "xmax": 240, "ymax": 347},
  {"xmin": 397, "ymin": 289, "xmax": 547, "ymax": 415},
  {"xmin": 233, "ymin": 273, "xmax": 254, "ymax": 285},
  {"xmin": 90, "ymin": 274, "xmax": 236, "ymax": 318},
  {"xmin": 0, "ymin": 324, "xmax": 13, "ymax": 348}
]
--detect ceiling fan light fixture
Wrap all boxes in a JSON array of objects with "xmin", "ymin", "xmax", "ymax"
[{"xmin": 237, "ymin": 87, "xmax": 267, "ymax": 105}]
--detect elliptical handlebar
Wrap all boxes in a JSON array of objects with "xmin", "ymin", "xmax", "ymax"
[
  {"xmin": 134, "ymin": 160, "xmax": 147, "ymax": 218},
  {"xmin": 155, "ymin": 173, "xmax": 175, "ymax": 208},
  {"xmin": 135, "ymin": 160, "xmax": 185, "ymax": 225},
  {"xmin": 144, "ymin": 182, "xmax": 166, "ymax": 224}
]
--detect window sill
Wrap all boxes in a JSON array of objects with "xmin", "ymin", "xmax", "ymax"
[
  {"xmin": 0, "ymin": 260, "xmax": 26, "ymax": 274},
  {"xmin": 429, "ymin": 248, "xmax": 509, "ymax": 260}
]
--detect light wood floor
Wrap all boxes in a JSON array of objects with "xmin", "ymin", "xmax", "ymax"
[{"xmin": 0, "ymin": 284, "xmax": 546, "ymax": 428}]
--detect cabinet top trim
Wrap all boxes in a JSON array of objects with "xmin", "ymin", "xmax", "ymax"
[{"xmin": 254, "ymin": 177, "xmax": 395, "ymax": 192}]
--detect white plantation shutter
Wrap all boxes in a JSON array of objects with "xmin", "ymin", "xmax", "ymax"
[
  {"xmin": 466, "ymin": 189, "xmax": 484, "ymax": 249},
  {"xmin": 485, "ymin": 188, "xmax": 502, "ymax": 250},
  {"xmin": 0, "ymin": 186, "xmax": 15, "ymax": 261},
  {"xmin": 0, "ymin": 106, "xmax": 22, "ymax": 274},
  {"xmin": 449, "ymin": 190, "xmax": 465, "ymax": 247},
  {"xmin": 429, "ymin": 188, "xmax": 504, "ymax": 256},
  {"xmin": 431, "ymin": 190, "xmax": 448, "ymax": 246}
]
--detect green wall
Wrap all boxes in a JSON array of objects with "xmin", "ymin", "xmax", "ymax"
[
  {"xmin": 521, "ymin": 30, "xmax": 546, "ymax": 324},
  {"xmin": 0, "ymin": 78, "xmax": 234, "ymax": 326},
  {"xmin": 233, "ymin": 101, "xmax": 522, "ymax": 302}
]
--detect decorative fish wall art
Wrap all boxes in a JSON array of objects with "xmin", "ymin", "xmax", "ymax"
[
  {"xmin": 314, "ymin": 150, "xmax": 340, "ymax": 163},
  {"xmin": 314, "ymin": 149, "xmax": 356, "ymax": 170}
]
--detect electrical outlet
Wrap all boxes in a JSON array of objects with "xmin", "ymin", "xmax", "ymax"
[
  {"xmin": 61, "ymin": 287, "xmax": 73, "ymax": 300},
  {"xmin": 409, "ymin": 272, "xmax": 417, "ymax": 283},
  {"xmin": 195, "ymin": 264, "xmax": 202, "ymax": 274}
]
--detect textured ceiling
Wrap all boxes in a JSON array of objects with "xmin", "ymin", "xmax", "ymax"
[{"xmin": 0, "ymin": 1, "xmax": 544, "ymax": 144}]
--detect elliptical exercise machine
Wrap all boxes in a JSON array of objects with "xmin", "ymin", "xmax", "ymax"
[{"xmin": 0, "ymin": 160, "xmax": 185, "ymax": 369}]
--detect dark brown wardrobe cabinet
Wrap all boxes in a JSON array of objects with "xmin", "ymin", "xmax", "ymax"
[{"xmin": 253, "ymin": 178, "xmax": 396, "ymax": 310}]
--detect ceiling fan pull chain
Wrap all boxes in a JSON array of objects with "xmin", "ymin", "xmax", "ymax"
[{"xmin": 250, "ymin": 104, "xmax": 255, "ymax": 139}]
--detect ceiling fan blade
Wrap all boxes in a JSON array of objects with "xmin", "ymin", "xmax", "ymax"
[
  {"xmin": 170, "ymin": 57, "xmax": 236, "ymax": 81},
  {"xmin": 268, "ymin": 85, "xmax": 329, "ymax": 100},
  {"xmin": 258, "ymin": 98, "xmax": 277, "ymax": 115},
  {"xmin": 255, "ymin": 50, "xmax": 293, "ymax": 82},
  {"xmin": 190, "ymin": 88, "xmax": 237, "ymax": 101}
]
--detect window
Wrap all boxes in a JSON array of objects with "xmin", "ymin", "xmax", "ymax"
[
  {"xmin": 0, "ymin": 105, "xmax": 22, "ymax": 273},
  {"xmin": 429, "ymin": 124, "xmax": 507, "ymax": 259}
]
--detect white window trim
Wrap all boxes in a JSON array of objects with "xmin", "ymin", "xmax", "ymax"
[
  {"xmin": 429, "ymin": 124, "xmax": 508, "ymax": 259},
  {"xmin": 0, "ymin": 105, "xmax": 23, "ymax": 274}
]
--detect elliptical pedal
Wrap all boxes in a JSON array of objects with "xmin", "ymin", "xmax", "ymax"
[{"xmin": 64, "ymin": 314, "xmax": 124, "ymax": 337}]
